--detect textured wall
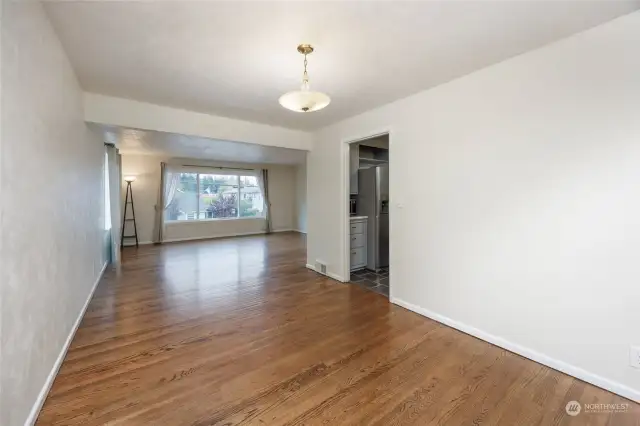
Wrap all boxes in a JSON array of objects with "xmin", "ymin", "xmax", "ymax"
[
  {"xmin": 120, "ymin": 154, "xmax": 298, "ymax": 243},
  {"xmin": 308, "ymin": 12, "xmax": 640, "ymax": 400},
  {"xmin": 0, "ymin": 3, "xmax": 106, "ymax": 425},
  {"xmin": 84, "ymin": 93, "xmax": 314, "ymax": 151},
  {"xmin": 294, "ymin": 160, "xmax": 307, "ymax": 233}
]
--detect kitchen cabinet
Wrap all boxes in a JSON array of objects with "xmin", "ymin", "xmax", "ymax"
[
  {"xmin": 350, "ymin": 216, "xmax": 368, "ymax": 271},
  {"xmin": 359, "ymin": 145, "xmax": 388, "ymax": 164},
  {"xmin": 350, "ymin": 143, "xmax": 359, "ymax": 194}
]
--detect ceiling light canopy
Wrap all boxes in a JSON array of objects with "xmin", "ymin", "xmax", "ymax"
[{"xmin": 279, "ymin": 44, "xmax": 330, "ymax": 113}]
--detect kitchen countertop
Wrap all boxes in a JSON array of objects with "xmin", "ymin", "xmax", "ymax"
[{"xmin": 350, "ymin": 216, "xmax": 368, "ymax": 220}]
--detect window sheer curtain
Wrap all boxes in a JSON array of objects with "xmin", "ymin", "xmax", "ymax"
[
  {"xmin": 256, "ymin": 169, "xmax": 272, "ymax": 233},
  {"xmin": 152, "ymin": 162, "xmax": 180, "ymax": 243}
]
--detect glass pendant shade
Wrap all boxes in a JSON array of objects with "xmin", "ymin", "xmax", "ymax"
[
  {"xmin": 279, "ymin": 44, "xmax": 330, "ymax": 113},
  {"xmin": 279, "ymin": 87, "xmax": 331, "ymax": 113}
]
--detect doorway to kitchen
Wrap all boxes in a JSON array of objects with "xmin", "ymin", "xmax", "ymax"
[{"xmin": 344, "ymin": 132, "xmax": 390, "ymax": 298}]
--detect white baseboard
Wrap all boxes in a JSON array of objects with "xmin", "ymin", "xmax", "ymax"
[
  {"xmin": 293, "ymin": 229, "xmax": 307, "ymax": 234},
  {"xmin": 161, "ymin": 229, "xmax": 295, "ymax": 244},
  {"xmin": 122, "ymin": 240, "xmax": 153, "ymax": 246},
  {"xmin": 328, "ymin": 272, "xmax": 347, "ymax": 282},
  {"xmin": 25, "ymin": 262, "xmax": 108, "ymax": 426},
  {"xmin": 390, "ymin": 297, "xmax": 640, "ymax": 403},
  {"xmin": 163, "ymin": 232, "xmax": 260, "ymax": 243},
  {"xmin": 305, "ymin": 263, "xmax": 347, "ymax": 283}
]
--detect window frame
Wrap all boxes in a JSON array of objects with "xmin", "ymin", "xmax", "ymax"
[{"xmin": 164, "ymin": 169, "xmax": 264, "ymax": 224}]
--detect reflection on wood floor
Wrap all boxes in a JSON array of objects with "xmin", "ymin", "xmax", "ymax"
[{"xmin": 37, "ymin": 232, "xmax": 638, "ymax": 425}]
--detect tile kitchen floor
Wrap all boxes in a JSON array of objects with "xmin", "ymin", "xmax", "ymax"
[{"xmin": 350, "ymin": 267, "xmax": 389, "ymax": 297}]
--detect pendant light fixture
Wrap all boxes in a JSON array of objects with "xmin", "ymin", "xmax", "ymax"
[{"xmin": 279, "ymin": 44, "xmax": 330, "ymax": 113}]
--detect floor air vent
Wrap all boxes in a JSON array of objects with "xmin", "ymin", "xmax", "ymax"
[{"xmin": 316, "ymin": 261, "xmax": 327, "ymax": 275}]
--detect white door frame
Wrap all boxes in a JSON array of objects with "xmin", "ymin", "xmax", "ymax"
[{"xmin": 340, "ymin": 128, "xmax": 393, "ymax": 292}]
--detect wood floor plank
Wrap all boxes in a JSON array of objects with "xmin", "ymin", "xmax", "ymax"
[{"xmin": 36, "ymin": 232, "xmax": 639, "ymax": 425}]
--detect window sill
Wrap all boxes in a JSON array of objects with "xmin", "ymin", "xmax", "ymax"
[{"xmin": 164, "ymin": 217, "xmax": 265, "ymax": 225}]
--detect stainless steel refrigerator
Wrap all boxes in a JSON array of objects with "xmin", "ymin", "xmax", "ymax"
[{"xmin": 356, "ymin": 165, "xmax": 389, "ymax": 271}]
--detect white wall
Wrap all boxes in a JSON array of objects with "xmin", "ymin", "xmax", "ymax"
[
  {"xmin": 308, "ymin": 12, "xmax": 640, "ymax": 401},
  {"xmin": 85, "ymin": 93, "xmax": 313, "ymax": 151},
  {"xmin": 121, "ymin": 154, "xmax": 298, "ymax": 243},
  {"xmin": 294, "ymin": 159, "xmax": 307, "ymax": 233},
  {"xmin": 0, "ymin": 3, "xmax": 107, "ymax": 425}
]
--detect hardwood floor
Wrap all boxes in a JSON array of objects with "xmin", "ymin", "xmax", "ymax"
[{"xmin": 37, "ymin": 232, "xmax": 638, "ymax": 425}]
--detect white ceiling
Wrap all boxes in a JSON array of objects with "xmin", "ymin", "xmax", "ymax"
[
  {"xmin": 96, "ymin": 125, "xmax": 307, "ymax": 165},
  {"xmin": 46, "ymin": 1, "xmax": 639, "ymax": 131}
]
